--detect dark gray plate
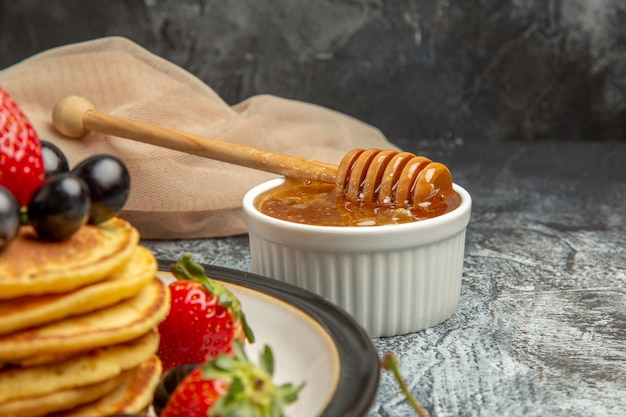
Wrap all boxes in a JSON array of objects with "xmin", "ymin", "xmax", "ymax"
[{"xmin": 156, "ymin": 259, "xmax": 380, "ymax": 417}]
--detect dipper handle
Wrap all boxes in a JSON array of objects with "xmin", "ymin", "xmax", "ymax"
[{"xmin": 52, "ymin": 95, "xmax": 339, "ymax": 184}]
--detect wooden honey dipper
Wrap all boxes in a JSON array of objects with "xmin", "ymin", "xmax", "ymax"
[{"xmin": 52, "ymin": 96, "xmax": 454, "ymax": 208}]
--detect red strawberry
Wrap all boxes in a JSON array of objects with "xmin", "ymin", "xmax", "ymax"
[
  {"xmin": 0, "ymin": 87, "xmax": 44, "ymax": 207},
  {"xmin": 158, "ymin": 255, "xmax": 255, "ymax": 372},
  {"xmin": 161, "ymin": 341, "xmax": 302, "ymax": 417}
]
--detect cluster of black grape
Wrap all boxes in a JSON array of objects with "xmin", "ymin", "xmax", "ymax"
[{"xmin": 0, "ymin": 141, "xmax": 130, "ymax": 250}]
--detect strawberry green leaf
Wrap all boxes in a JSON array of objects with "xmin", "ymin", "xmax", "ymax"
[
  {"xmin": 242, "ymin": 315, "xmax": 255, "ymax": 344},
  {"xmin": 214, "ymin": 355, "xmax": 239, "ymax": 372},
  {"xmin": 229, "ymin": 376, "xmax": 245, "ymax": 396},
  {"xmin": 232, "ymin": 338, "xmax": 249, "ymax": 362},
  {"xmin": 278, "ymin": 382, "xmax": 304, "ymax": 404},
  {"xmin": 260, "ymin": 344, "xmax": 275, "ymax": 376}
]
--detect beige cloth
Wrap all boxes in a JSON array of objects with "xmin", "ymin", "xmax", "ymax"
[{"xmin": 0, "ymin": 37, "xmax": 395, "ymax": 239}]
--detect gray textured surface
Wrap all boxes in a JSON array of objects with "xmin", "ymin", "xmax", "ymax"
[
  {"xmin": 143, "ymin": 138, "xmax": 626, "ymax": 416},
  {"xmin": 1, "ymin": 0, "xmax": 625, "ymax": 140},
  {"xmin": 2, "ymin": 1, "xmax": 623, "ymax": 413}
]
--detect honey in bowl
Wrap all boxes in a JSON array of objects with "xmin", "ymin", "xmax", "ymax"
[{"xmin": 254, "ymin": 177, "xmax": 462, "ymax": 227}]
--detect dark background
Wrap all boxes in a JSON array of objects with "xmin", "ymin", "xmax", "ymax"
[{"xmin": 1, "ymin": 0, "xmax": 625, "ymax": 142}]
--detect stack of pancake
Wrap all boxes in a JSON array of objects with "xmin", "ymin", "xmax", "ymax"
[{"xmin": 0, "ymin": 217, "xmax": 170, "ymax": 416}]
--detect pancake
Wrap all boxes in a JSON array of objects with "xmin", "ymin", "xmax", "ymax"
[
  {"xmin": 50, "ymin": 355, "xmax": 162, "ymax": 417},
  {"xmin": 0, "ymin": 330, "xmax": 159, "ymax": 404},
  {"xmin": 0, "ymin": 245, "xmax": 157, "ymax": 335},
  {"xmin": 0, "ymin": 278, "xmax": 170, "ymax": 366},
  {"xmin": 0, "ymin": 217, "xmax": 139, "ymax": 299},
  {"xmin": 0, "ymin": 365, "xmax": 130, "ymax": 417}
]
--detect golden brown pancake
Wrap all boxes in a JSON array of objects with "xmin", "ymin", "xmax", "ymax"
[
  {"xmin": 0, "ymin": 278, "xmax": 170, "ymax": 366},
  {"xmin": 0, "ymin": 245, "xmax": 157, "ymax": 335},
  {"xmin": 0, "ymin": 214, "xmax": 169, "ymax": 416},
  {"xmin": 49, "ymin": 355, "xmax": 162, "ymax": 417},
  {"xmin": 0, "ymin": 330, "xmax": 159, "ymax": 404},
  {"xmin": 0, "ymin": 217, "xmax": 139, "ymax": 299},
  {"xmin": 0, "ymin": 365, "xmax": 130, "ymax": 417}
]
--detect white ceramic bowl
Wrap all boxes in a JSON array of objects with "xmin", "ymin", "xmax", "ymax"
[{"xmin": 242, "ymin": 178, "xmax": 472, "ymax": 338}]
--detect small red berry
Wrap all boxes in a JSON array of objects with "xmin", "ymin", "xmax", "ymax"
[
  {"xmin": 0, "ymin": 87, "xmax": 45, "ymax": 206},
  {"xmin": 158, "ymin": 255, "xmax": 254, "ymax": 372},
  {"xmin": 161, "ymin": 342, "xmax": 302, "ymax": 417}
]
